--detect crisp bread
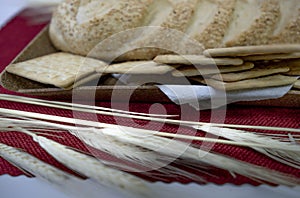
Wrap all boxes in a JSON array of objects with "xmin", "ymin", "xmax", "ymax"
[
  {"xmin": 294, "ymin": 80, "xmax": 300, "ymax": 89},
  {"xmin": 154, "ymin": 55, "xmax": 244, "ymax": 66},
  {"xmin": 172, "ymin": 62, "xmax": 254, "ymax": 77},
  {"xmin": 195, "ymin": 74, "xmax": 298, "ymax": 91},
  {"xmin": 211, "ymin": 67, "xmax": 290, "ymax": 82},
  {"xmin": 5, "ymin": 52, "xmax": 107, "ymax": 88},
  {"xmin": 243, "ymin": 52, "xmax": 300, "ymax": 62},
  {"xmin": 203, "ymin": 44, "xmax": 300, "ymax": 57},
  {"xmin": 96, "ymin": 61, "xmax": 174, "ymax": 75}
]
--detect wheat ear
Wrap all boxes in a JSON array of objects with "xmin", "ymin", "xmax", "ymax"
[
  {"xmin": 100, "ymin": 127, "xmax": 300, "ymax": 186},
  {"xmin": 0, "ymin": 109, "xmax": 299, "ymax": 185},
  {"xmin": 0, "ymin": 116, "xmax": 210, "ymax": 183},
  {"xmin": 13, "ymin": 127, "xmax": 153, "ymax": 198},
  {"xmin": 197, "ymin": 125, "xmax": 300, "ymax": 169},
  {"xmin": 0, "ymin": 143, "xmax": 109, "ymax": 198}
]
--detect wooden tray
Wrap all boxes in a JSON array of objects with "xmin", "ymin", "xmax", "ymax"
[{"xmin": 1, "ymin": 26, "xmax": 300, "ymax": 107}]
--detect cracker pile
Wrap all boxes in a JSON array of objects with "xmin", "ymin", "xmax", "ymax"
[
  {"xmin": 4, "ymin": 44, "xmax": 300, "ymax": 92},
  {"xmin": 154, "ymin": 44, "xmax": 300, "ymax": 91}
]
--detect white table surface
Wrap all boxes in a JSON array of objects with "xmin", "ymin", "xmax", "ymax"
[{"xmin": 0, "ymin": 1, "xmax": 300, "ymax": 198}]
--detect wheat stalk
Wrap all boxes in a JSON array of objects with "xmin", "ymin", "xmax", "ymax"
[
  {"xmin": 0, "ymin": 117, "xmax": 212, "ymax": 183},
  {"xmin": 0, "ymin": 103, "xmax": 299, "ymax": 185},
  {"xmin": 0, "ymin": 114, "xmax": 299, "ymax": 186},
  {"xmin": 2, "ymin": 118, "xmax": 299, "ymax": 186},
  {"xmin": 0, "ymin": 143, "xmax": 110, "ymax": 198},
  {"xmin": 99, "ymin": 127, "xmax": 300, "ymax": 186},
  {"xmin": 0, "ymin": 94, "xmax": 176, "ymax": 118},
  {"xmin": 197, "ymin": 125, "xmax": 300, "ymax": 169},
  {"xmin": 2, "ymin": 112, "xmax": 300, "ymax": 173},
  {"xmin": 2, "ymin": 93, "xmax": 300, "ymax": 169},
  {"xmin": 10, "ymin": 127, "xmax": 154, "ymax": 198},
  {"xmin": 0, "ymin": 94, "xmax": 299, "ymax": 133},
  {"xmin": 1, "ymin": 108, "xmax": 297, "ymax": 150}
]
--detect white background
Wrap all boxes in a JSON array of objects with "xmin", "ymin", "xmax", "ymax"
[{"xmin": 0, "ymin": 1, "xmax": 300, "ymax": 198}]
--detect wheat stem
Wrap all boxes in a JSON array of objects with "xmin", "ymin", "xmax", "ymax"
[
  {"xmin": 0, "ymin": 94, "xmax": 299, "ymax": 133},
  {"xmin": 0, "ymin": 108, "xmax": 297, "ymax": 150},
  {"xmin": 0, "ymin": 94, "xmax": 176, "ymax": 118}
]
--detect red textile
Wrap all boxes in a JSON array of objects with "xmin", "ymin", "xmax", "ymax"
[{"xmin": 0, "ymin": 10, "xmax": 299, "ymax": 186}]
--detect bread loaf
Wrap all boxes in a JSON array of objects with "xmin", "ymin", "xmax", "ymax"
[
  {"xmin": 269, "ymin": 0, "xmax": 300, "ymax": 44},
  {"xmin": 49, "ymin": 0, "xmax": 300, "ymax": 61},
  {"xmin": 49, "ymin": 0, "xmax": 153, "ymax": 57},
  {"xmin": 222, "ymin": 0, "xmax": 280, "ymax": 47},
  {"xmin": 188, "ymin": 0, "xmax": 236, "ymax": 49}
]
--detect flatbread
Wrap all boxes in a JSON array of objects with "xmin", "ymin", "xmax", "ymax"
[
  {"xmin": 5, "ymin": 52, "xmax": 107, "ymax": 88},
  {"xmin": 154, "ymin": 55, "xmax": 243, "ymax": 66},
  {"xmin": 211, "ymin": 67, "xmax": 290, "ymax": 82},
  {"xmin": 294, "ymin": 80, "xmax": 300, "ymax": 89},
  {"xmin": 172, "ymin": 62, "xmax": 254, "ymax": 77},
  {"xmin": 96, "ymin": 61, "xmax": 174, "ymax": 75},
  {"xmin": 255, "ymin": 59, "xmax": 300, "ymax": 76},
  {"xmin": 193, "ymin": 74, "xmax": 298, "ymax": 91},
  {"xmin": 203, "ymin": 44, "xmax": 300, "ymax": 57},
  {"xmin": 243, "ymin": 52, "xmax": 300, "ymax": 61}
]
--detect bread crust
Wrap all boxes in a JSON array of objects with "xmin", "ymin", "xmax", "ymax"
[
  {"xmin": 49, "ymin": 0, "xmax": 153, "ymax": 56},
  {"xmin": 271, "ymin": 8, "xmax": 300, "ymax": 44},
  {"xmin": 192, "ymin": 0, "xmax": 236, "ymax": 49},
  {"xmin": 117, "ymin": 0, "xmax": 200, "ymax": 61},
  {"xmin": 224, "ymin": 0, "xmax": 280, "ymax": 47},
  {"xmin": 49, "ymin": 0, "xmax": 299, "ymax": 61}
]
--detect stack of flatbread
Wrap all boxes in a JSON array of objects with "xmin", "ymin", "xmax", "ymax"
[
  {"xmin": 153, "ymin": 44, "xmax": 300, "ymax": 91},
  {"xmin": 5, "ymin": 44, "xmax": 300, "ymax": 93}
]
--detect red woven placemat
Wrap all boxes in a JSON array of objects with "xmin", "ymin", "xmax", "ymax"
[{"xmin": 0, "ymin": 9, "xmax": 299, "ymax": 186}]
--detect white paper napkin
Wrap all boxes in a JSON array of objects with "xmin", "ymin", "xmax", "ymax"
[{"xmin": 158, "ymin": 84, "xmax": 294, "ymax": 110}]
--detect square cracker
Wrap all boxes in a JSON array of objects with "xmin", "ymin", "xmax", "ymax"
[
  {"xmin": 5, "ymin": 52, "xmax": 107, "ymax": 88},
  {"xmin": 192, "ymin": 75, "xmax": 298, "ymax": 91}
]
